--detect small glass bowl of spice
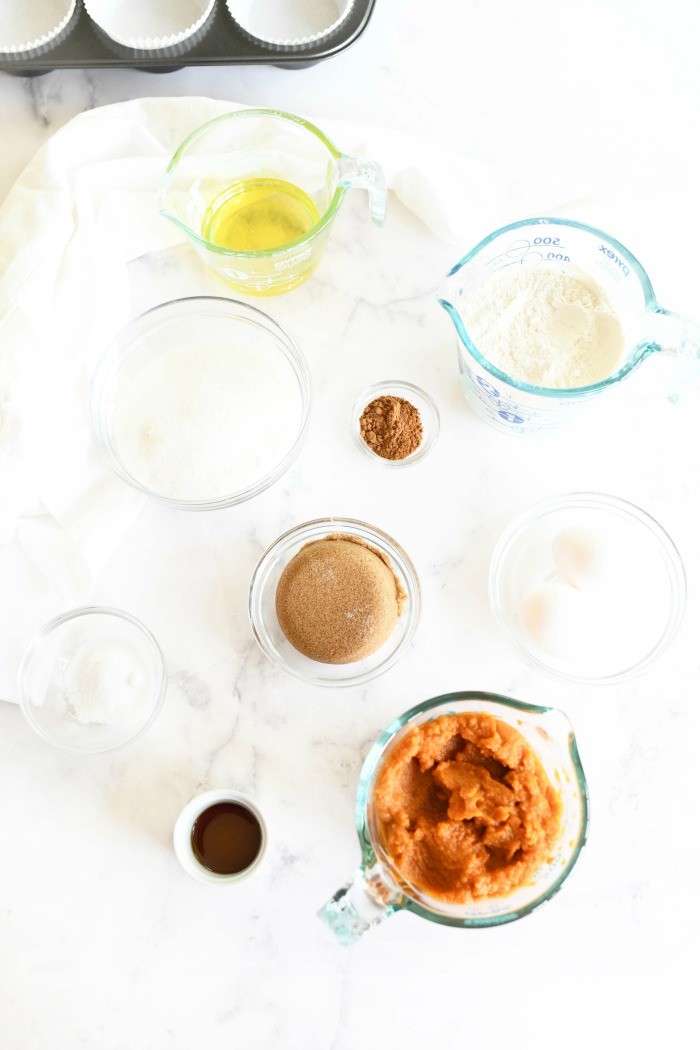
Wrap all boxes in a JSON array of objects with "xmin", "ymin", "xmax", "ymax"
[{"xmin": 351, "ymin": 381, "xmax": 440, "ymax": 466}]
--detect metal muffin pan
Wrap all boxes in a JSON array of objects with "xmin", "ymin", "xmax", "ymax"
[{"xmin": 0, "ymin": 0, "xmax": 376, "ymax": 74}]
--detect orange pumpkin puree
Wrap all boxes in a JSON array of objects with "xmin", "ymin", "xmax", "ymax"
[{"xmin": 373, "ymin": 712, "xmax": 562, "ymax": 902}]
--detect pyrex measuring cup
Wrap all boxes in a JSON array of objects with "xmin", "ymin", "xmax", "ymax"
[
  {"xmin": 438, "ymin": 218, "xmax": 700, "ymax": 434},
  {"xmin": 158, "ymin": 109, "xmax": 387, "ymax": 296},
  {"xmin": 318, "ymin": 691, "xmax": 588, "ymax": 945}
]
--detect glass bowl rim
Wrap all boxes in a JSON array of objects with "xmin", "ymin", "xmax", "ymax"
[
  {"xmin": 18, "ymin": 605, "xmax": 167, "ymax": 754},
  {"xmin": 350, "ymin": 380, "xmax": 440, "ymax": 467},
  {"xmin": 355, "ymin": 690, "xmax": 589, "ymax": 928},
  {"xmin": 89, "ymin": 296, "xmax": 312, "ymax": 511},
  {"xmin": 489, "ymin": 491, "xmax": 687, "ymax": 684},
  {"xmin": 248, "ymin": 516, "xmax": 422, "ymax": 687}
]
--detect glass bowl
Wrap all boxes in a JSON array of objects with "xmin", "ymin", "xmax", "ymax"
[
  {"xmin": 18, "ymin": 607, "xmax": 167, "ymax": 753},
  {"xmin": 248, "ymin": 517, "xmax": 421, "ymax": 687},
  {"xmin": 350, "ymin": 381, "xmax": 440, "ymax": 466},
  {"xmin": 89, "ymin": 297, "xmax": 311, "ymax": 511},
  {"xmin": 489, "ymin": 492, "xmax": 687, "ymax": 684}
]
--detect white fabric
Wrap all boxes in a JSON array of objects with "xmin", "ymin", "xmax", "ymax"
[{"xmin": 0, "ymin": 95, "xmax": 589, "ymax": 702}]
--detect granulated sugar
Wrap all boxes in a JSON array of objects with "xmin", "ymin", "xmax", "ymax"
[
  {"xmin": 112, "ymin": 341, "xmax": 301, "ymax": 501},
  {"xmin": 462, "ymin": 267, "xmax": 624, "ymax": 388}
]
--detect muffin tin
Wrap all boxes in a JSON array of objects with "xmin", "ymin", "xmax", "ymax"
[{"xmin": 0, "ymin": 0, "xmax": 375, "ymax": 73}]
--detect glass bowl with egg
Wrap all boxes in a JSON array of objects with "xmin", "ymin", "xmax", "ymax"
[
  {"xmin": 90, "ymin": 297, "xmax": 311, "ymax": 511},
  {"xmin": 248, "ymin": 517, "xmax": 421, "ymax": 687},
  {"xmin": 489, "ymin": 492, "xmax": 686, "ymax": 683},
  {"xmin": 18, "ymin": 606, "xmax": 167, "ymax": 753}
]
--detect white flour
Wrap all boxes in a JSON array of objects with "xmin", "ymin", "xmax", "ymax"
[
  {"xmin": 462, "ymin": 267, "xmax": 624, "ymax": 388},
  {"xmin": 112, "ymin": 341, "xmax": 301, "ymax": 501}
]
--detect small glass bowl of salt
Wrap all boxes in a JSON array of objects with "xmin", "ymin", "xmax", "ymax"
[{"xmin": 19, "ymin": 607, "xmax": 166, "ymax": 753}]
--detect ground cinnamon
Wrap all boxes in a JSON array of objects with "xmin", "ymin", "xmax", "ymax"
[{"xmin": 359, "ymin": 395, "xmax": 423, "ymax": 461}]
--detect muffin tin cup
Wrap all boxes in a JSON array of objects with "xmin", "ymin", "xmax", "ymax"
[
  {"xmin": 0, "ymin": 0, "xmax": 376, "ymax": 72},
  {"xmin": 249, "ymin": 517, "xmax": 421, "ymax": 687},
  {"xmin": 226, "ymin": 0, "xmax": 355, "ymax": 49},
  {"xmin": 0, "ymin": 0, "xmax": 78, "ymax": 56},
  {"xmin": 83, "ymin": 0, "xmax": 215, "ymax": 51}
]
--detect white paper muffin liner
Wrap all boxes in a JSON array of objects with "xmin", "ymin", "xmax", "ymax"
[
  {"xmin": 226, "ymin": 0, "xmax": 355, "ymax": 48},
  {"xmin": 83, "ymin": 0, "xmax": 215, "ymax": 51},
  {"xmin": 0, "ymin": 0, "xmax": 77, "ymax": 54}
]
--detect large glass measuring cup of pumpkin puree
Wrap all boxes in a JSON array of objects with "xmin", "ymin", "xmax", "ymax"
[
  {"xmin": 159, "ymin": 109, "xmax": 387, "ymax": 296},
  {"xmin": 318, "ymin": 692, "xmax": 588, "ymax": 945},
  {"xmin": 439, "ymin": 218, "xmax": 700, "ymax": 434}
]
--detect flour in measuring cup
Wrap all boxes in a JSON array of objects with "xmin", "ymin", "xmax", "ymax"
[{"xmin": 462, "ymin": 268, "xmax": 624, "ymax": 388}]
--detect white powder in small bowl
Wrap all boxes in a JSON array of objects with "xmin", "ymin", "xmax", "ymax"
[
  {"xmin": 111, "ymin": 340, "xmax": 302, "ymax": 502},
  {"xmin": 462, "ymin": 267, "xmax": 624, "ymax": 388},
  {"xmin": 62, "ymin": 638, "xmax": 149, "ymax": 726}
]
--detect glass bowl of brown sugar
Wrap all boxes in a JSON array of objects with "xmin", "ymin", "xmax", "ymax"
[
  {"xmin": 248, "ymin": 517, "xmax": 421, "ymax": 687},
  {"xmin": 350, "ymin": 381, "xmax": 440, "ymax": 466}
]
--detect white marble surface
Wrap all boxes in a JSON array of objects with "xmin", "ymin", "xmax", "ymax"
[{"xmin": 1, "ymin": 2, "xmax": 699, "ymax": 1048}]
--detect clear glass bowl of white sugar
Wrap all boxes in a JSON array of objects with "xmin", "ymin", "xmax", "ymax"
[{"xmin": 90, "ymin": 297, "xmax": 311, "ymax": 511}]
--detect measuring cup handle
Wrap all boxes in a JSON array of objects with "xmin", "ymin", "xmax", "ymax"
[
  {"xmin": 317, "ymin": 863, "xmax": 403, "ymax": 946},
  {"xmin": 337, "ymin": 155, "xmax": 388, "ymax": 227},
  {"xmin": 648, "ymin": 307, "xmax": 700, "ymax": 358},
  {"xmin": 647, "ymin": 308, "xmax": 700, "ymax": 402}
]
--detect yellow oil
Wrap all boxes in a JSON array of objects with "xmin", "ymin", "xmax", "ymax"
[{"xmin": 201, "ymin": 178, "xmax": 320, "ymax": 253}]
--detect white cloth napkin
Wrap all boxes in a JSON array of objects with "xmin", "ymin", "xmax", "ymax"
[{"xmin": 0, "ymin": 95, "xmax": 588, "ymax": 703}]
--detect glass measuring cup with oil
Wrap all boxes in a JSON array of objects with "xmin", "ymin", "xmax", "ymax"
[{"xmin": 159, "ymin": 108, "xmax": 387, "ymax": 296}]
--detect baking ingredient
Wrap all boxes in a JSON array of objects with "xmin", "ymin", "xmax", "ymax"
[
  {"xmin": 517, "ymin": 517, "xmax": 670, "ymax": 675},
  {"xmin": 374, "ymin": 712, "xmax": 562, "ymax": 902},
  {"xmin": 520, "ymin": 580, "xmax": 598, "ymax": 660},
  {"xmin": 275, "ymin": 534, "xmax": 406, "ymax": 663},
  {"xmin": 62, "ymin": 638, "xmax": 148, "ymax": 725},
  {"xmin": 462, "ymin": 267, "xmax": 624, "ymax": 387},
  {"xmin": 552, "ymin": 524, "xmax": 640, "ymax": 593},
  {"xmin": 202, "ymin": 178, "xmax": 319, "ymax": 252},
  {"xmin": 359, "ymin": 395, "xmax": 423, "ymax": 461},
  {"xmin": 112, "ymin": 341, "xmax": 300, "ymax": 501},
  {"xmin": 191, "ymin": 802, "xmax": 263, "ymax": 875}
]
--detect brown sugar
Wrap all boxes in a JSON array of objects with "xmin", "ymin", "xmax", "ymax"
[
  {"xmin": 359, "ymin": 395, "xmax": 423, "ymax": 460},
  {"xmin": 275, "ymin": 534, "xmax": 406, "ymax": 664},
  {"xmin": 373, "ymin": 712, "xmax": 562, "ymax": 903}
]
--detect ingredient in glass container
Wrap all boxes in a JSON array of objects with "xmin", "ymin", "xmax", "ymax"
[
  {"xmin": 462, "ymin": 268, "xmax": 624, "ymax": 387},
  {"xmin": 374, "ymin": 712, "xmax": 562, "ymax": 902},
  {"xmin": 202, "ymin": 178, "xmax": 319, "ymax": 252},
  {"xmin": 191, "ymin": 801, "xmax": 263, "ymax": 875},
  {"xmin": 112, "ymin": 341, "xmax": 300, "ymax": 501},
  {"xmin": 518, "ymin": 521, "xmax": 668, "ymax": 675},
  {"xmin": 275, "ymin": 534, "xmax": 406, "ymax": 663},
  {"xmin": 359, "ymin": 395, "xmax": 423, "ymax": 461},
  {"xmin": 62, "ymin": 638, "xmax": 148, "ymax": 725}
]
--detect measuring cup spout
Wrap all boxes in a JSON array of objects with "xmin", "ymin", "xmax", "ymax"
[{"xmin": 437, "ymin": 271, "xmax": 470, "ymax": 350}]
